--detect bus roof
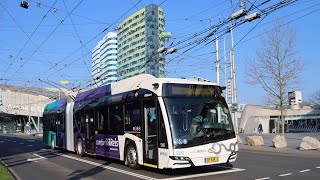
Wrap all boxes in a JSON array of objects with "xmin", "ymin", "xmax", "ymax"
[
  {"xmin": 73, "ymin": 74, "xmax": 219, "ymax": 110},
  {"xmin": 110, "ymin": 74, "xmax": 217, "ymax": 95},
  {"xmin": 43, "ymin": 98, "xmax": 67, "ymax": 114},
  {"xmin": 74, "ymin": 85, "xmax": 110, "ymax": 103}
]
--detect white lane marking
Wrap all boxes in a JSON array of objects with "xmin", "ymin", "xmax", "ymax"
[
  {"xmin": 255, "ymin": 177, "xmax": 270, "ymax": 180},
  {"xmin": 27, "ymin": 154, "xmax": 47, "ymax": 162},
  {"xmin": 0, "ymin": 141, "xmax": 4, "ymax": 143},
  {"xmin": 58, "ymin": 153, "xmax": 157, "ymax": 180},
  {"xmin": 162, "ymin": 168, "xmax": 245, "ymax": 180},
  {"xmin": 27, "ymin": 140, "xmax": 35, "ymax": 142},
  {"xmin": 279, "ymin": 173, "xmax": 292, "ymax": 177},
  {"xmin": 299, "ymin": 169, "xmax": 311, "ymax": 173},
  {"xmin": 33, "ymin": 154, "xmax": 45, "ymax": 158},
  {"xmin": 27, "ymin": 145, "xmax": 33, "ymax": 147},
  {"xmin": 13, "ymin": 141, "xmax": 16, "ymax": 143},
  {"xmin": 40, "ymin": 149, "xmax": 48, "ymax": 151},
  {"xmin": 316, "ymin": 166, "xmax": 320, "ymax": 169}
]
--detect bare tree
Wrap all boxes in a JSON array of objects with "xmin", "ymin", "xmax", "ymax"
[
  {"xmin": 310, "ymin": 90, "xmax": 320, "ymax": 106},
  {"xmin": 246, "ymin": 19, "xmax": 303, "ymax": 137}
]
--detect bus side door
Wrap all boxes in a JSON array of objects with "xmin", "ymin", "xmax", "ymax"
[
  {"xmin": 85, "ymin": 110, "xmax": 95, "ymax": 153},
  {"xmin": 142, "ymin": 99, "xmax": 158, "ymax": 167}
]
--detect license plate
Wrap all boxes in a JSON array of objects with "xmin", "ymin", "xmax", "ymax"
[{"xmin": 205, "ymin": 157, "xmax": 219, "ymax": 163}]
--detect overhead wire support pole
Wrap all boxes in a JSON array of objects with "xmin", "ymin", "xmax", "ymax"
[
  {"xmin": 224, "ymin": 36, "xmax": 228, "ymax": 102},
  {"xmin": 215, "ymin": 36, "xmax": 220, "ymax": 85},
  {"xmin": 229, "ymin": 20, "xmax": 235, "ymax": 104},
  {"xmin": 230, "ymin": 20, "xmax": 237, "ymax": 104}
]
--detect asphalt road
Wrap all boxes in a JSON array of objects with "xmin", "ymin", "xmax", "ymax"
[{"xmin": 0, "ymin": 134, "xmax": 319, "ymax": 180}]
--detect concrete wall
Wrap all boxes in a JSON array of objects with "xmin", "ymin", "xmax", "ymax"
[
  {"xmin": 239, "ymin": 105, "xmax": 280, "ymax": 133},
  {"xmin": 0, "ymin": 90, "xmax": 52, "ymax": 117},
  {"xmin": 243, "ymin": 116, "xmax": 270, "ymax": 134}
]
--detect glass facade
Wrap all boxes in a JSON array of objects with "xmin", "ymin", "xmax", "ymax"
[
  {"xmin": 116, "ymin": 4, "xmax": 165, "ymax": 80},
  {"xmin": 92, "ymin": 32, "xmax": 118, "ymax": 87}
]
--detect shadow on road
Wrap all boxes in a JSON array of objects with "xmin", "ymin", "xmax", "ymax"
[
  {"xmin": 0, "ymin": 134, "xmax": 73, "ymax": 168},
  {"xmin": 66, "ymin": 161, "xmax": 112, "ymax": 180},
  {"xmin": 0, "ymin": 134, "xmax": 45, "ymax": 158}
]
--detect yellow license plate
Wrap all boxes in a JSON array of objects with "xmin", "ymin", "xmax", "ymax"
[{"xmin": 205, "ymin": 157, "xmax": 219, "ymax": 163}]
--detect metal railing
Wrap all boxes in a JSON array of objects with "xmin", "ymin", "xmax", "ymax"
[{"xmin": 287, "ymin": 124, "xmax": 320, "ymax": 133}]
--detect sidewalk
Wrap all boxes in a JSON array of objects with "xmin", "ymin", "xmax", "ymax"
[{"xmin": 238, "ymin": 133, "xmax": 320, "ymax": 157}]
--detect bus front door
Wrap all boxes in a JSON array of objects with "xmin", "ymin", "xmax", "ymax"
[
  {"xmin": 143, "ymin": 100, "xmax": 158, "ymax": 168},
  {"xmin": 85, "ymin": 110, "xmax": 95, "ymax": 153}
]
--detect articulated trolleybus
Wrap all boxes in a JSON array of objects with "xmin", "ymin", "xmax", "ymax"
[{"xmin": 43, "ymin": 74, "xmax": 237, "ymax": 169}]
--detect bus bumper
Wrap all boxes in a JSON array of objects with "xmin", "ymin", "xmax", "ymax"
[{"xmin": 167, "ymin": 151, "xmax": 237, "ymax": 169}]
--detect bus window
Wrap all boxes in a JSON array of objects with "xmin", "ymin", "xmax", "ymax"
[
  {"xmin": 97, "ymin": 107, "xmax": 107, "ymax": 134},
  {"xmin": 51, "ymin": 115, "xmax": 57, "ymax": 132},
  {"xmin": 147, "ymin": 107, "xmax": 157, "ymax": 136},
  {"xmin": 109, "ymin": 105, "xmax": 124, "ymax": 135},
  {"xmin": 124, "ymin": 102, "xmax": 141, "ymax": 133},
  {"xmin": 60, "ymin": 113, "xmax": 65, "ymax": 131},
  {"xmin": 80, "ymin": 111, "xmax": 85, "ymax": 133},
  {"xmin": 74, "ymin": 111, "xmax": 82, "ymax": 132},
  {"xmin": 158, "ymin": 107, "xmax": 168, "ymax": 148}
]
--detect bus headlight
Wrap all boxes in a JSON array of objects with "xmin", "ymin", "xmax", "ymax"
[{"xmin": 169, "ymin": 156, "xmax": 190, "ymax": 161}]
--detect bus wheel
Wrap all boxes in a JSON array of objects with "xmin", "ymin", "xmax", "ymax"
[
  {"xmin": 51, "ymin": 136, "xmax": 55, "ymax": 149},
  {"xmin": 76, "ymin": 138, "xmax": 84, "ymax": 157},
  {"xmin": 126, "ymin": 144, "xmax": 140, "ymax": 170}
]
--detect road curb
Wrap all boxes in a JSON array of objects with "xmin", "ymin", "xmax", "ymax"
[{"xmin": 0, "ymin": 159, "xmax": 23, "ymax": 180}]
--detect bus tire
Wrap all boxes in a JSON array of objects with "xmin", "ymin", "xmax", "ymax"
[
  {"xmin": 51, "ymin": 136, "xmax": 55, "ymax": 149},
  {"xmin": 76, "ymin": 138, "xmax": 84, "ymax": 157},
  {"xmin": 126, "ymin": 144, "xmax": 140, "ymax": 170}
]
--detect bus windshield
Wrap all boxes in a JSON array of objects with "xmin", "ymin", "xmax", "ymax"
[{"xmin": 163, "ymin": 96, "xmax": 235, "ymax": 149}]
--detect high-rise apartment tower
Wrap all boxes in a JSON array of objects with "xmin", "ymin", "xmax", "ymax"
[
  {"xmin": 117, "ymin": 4, "xmax": 165, "ymax": 80},
  {"xmin": 92, "ymin": 32, "xmax": 117, "ymax": 86}
]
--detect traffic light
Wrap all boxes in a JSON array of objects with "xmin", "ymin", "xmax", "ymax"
[{"xmin": 20, "ymin": 1, "xmax": 29, "ymax": 9}]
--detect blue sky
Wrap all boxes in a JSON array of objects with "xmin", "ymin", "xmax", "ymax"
[{"xmin": 0, "ymin": 0, "xmax": 319, "ymax": 105}]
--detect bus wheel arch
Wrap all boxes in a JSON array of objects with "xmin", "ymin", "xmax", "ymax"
[{"xmin": 125, "ymin": 139, "xmax": 140, "ymax": 169}]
